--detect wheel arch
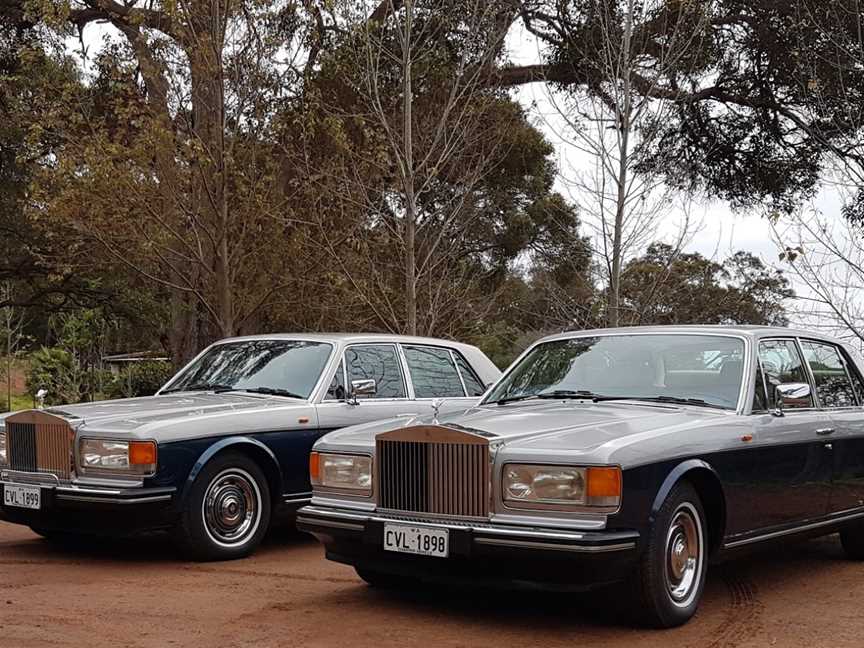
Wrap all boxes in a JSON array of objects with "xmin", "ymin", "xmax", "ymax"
[
  {"xmin": 180, "ymin": 436, "xmax": 283, "ymax": 507},
  {"xmin": 650, "ymin": 459, "xmax": 727, "ymax": 556}
]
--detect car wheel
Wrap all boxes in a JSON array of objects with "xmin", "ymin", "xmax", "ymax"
[
  {"xmin": 174, "ymin": 452, "xmax": 271, "ymax": 561},
  {"xmin": 355, "ymin": 567, "xmax": 415, "ymax": 589},
  {"xmin": 632, "ymin": 481, "xmax": 707, "ymax": 628},
  {"xmin": 839, "ymin": 522, "xmax": 864, "ymax": 560}
]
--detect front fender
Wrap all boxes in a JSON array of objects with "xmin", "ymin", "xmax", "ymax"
[
  {"xmin": 179, "ymin": 436, "xmax": 283, "ymax": 506},
  {"xmin": 649, "ymin": 458, "xmax": 720, "ymax": 522}
]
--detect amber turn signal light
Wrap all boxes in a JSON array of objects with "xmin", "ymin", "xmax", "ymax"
[
  {"xmin": 309, "ymin": 451, "xmax": 320, "ymax": 484},
  {"xmin": 129, "ymin": 441, "xmax": 157, "ymax": 466},
  {"xmin": 586, "ymin": 466, "xmax": 622, "ymax": 498}
]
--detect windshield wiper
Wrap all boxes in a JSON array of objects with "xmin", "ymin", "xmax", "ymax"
[
  {"xmin": 495, "ymin": 389, "xmax": 601, "ymax": 405},
  {"xmin": 494, "ymin": 393, "xmax": 541, "ymax": 405},
  {"xmin": 521, "ymin": 390, "xmax": 729, "ymax": 410},
  {"xmin": 633, "ymin": 396, "xmax": 729, "ymax": 410},
  {"xmin": 161, "ymin": 383, "xmax": 235, "ymax": 394},
  {"xmin": 586, "ymin": 394, "xmax": 728, "ymax": 410},
  {"xmin": 236, "ymin": 387, "xmax": 305, "ymax": 399},
  {"xmin": 537, "ymin": 389, "xmax": 605, "ymax": 400}
]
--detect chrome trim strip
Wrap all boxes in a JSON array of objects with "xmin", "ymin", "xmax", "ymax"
[
  {"xmin": 55, "ymin": 493, "xmax": 173, "ymax": 505},
  {"xmin": 474, "ymin": 538, "xmax": 636, "ymax": 553},
  {"xmin": 474, "ymin": 526, "xmax": 585, "ymax": 541},
  {"xmin": 283, "ymin": 496, "xmax": 312, "ymax": 505},
  {"xmin": 724, "ymin": 509, "xmax": 864, "ymax": 549},
  {"xmin": 296, "ymin": 516, "xmax": 365, "ymax": 531},
  {"xmin": 301, "ymin": 506, "xmax": 370, "ymax": 521}
]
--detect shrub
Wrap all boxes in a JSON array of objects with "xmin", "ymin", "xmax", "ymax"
[{"xmin": 108, "ymin": 361, "xmax": 174, "ymax": 399}]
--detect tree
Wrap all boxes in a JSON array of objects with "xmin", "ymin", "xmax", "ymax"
[
  {"xmin": 0, "ymin": 282, "xmax": 29, "ymax": 411},
  {"xmin": 308, "ymin": 0, "xmax": 520, "ymax": 335},
  {"xmin": 36, "ymin": 0, "xmax": 329, "ymax": 363},
  {"xmin": 537, "ymin": 0, "xmax": 707, "ymax": 326},
  {"xmin": 293, "ymin": 0, "xmax": 588, "ymax": 341},
  {"xmin": 490, "ymin": 1, "xmax": 864, "ymax": 215},
  {"xmin": 619, "ymin": 243, "xmax": 792, "ymax": 326},
  {"xmin": 772, "ymin": 210, "xmax": 864, "ymax": 345}
]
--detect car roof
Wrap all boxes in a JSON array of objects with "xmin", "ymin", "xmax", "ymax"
[
  {"xmin": 538, "ymin": 325, "xmax": 844, "ymax": 345},
  {"xmin": 214, "ymin": 332, "xmax": 476, "ymax": 348}
]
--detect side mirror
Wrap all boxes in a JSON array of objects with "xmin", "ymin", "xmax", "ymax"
[
  {"xmin": 773, "ymin": 382, "xmax": 811, "ymax": 417},
  {"xmin": 348, "ymin": 379, "xmax": 376, "ymax": 405}
]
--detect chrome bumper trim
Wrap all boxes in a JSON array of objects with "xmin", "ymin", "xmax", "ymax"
[
  {"xmin": 473, "ymin": 538, "xmax": 636, "ymax": 553},
  {"xmin": 1, "ymin": 480, "xmax": 175, "ymax": 505},
  {"xmin": 54, "ymin": 492, "xmax": 173, "ymax": 505},
  {"xmin": 298, "ymin": 506, "xmax": 637, "ymax": 552},
  {"xmin": 296, "ymin": 516, "xmax": 364, "ymax": 531}
]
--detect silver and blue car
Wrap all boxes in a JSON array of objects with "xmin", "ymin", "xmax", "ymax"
[
  {"xmin": 298, "ymin": 325, "xmax": 864, "ymax": 627},
  {"xmin": 0, "ymin": 333, "xmax": 499, "ymax": 560}
]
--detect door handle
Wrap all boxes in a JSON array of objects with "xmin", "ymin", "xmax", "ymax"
[{"xmin": 816, "ymin": 427, "xmax": 836, "ymax": 436}]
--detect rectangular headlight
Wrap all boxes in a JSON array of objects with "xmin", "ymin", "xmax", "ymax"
[
  {"xmin": 0, "ymin": 427, "xmax": 6, "ymax": 467},
  {"xmin": 503, "ymin": 464, "xmax": 621, "ymax": 508},
  {"xmin": 79, "ymin": 438, "xmax": 157, "ymax": 476},
  {"xmin": 310, "ymin": 452, "xmax": 372, "ymax": 495}
]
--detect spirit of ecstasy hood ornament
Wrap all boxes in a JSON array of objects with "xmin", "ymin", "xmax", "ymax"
[{"xmin": 431, "ymin": 398, "xmax": 443, "ymax": 424}]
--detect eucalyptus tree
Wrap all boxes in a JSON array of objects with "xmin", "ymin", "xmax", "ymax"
[{"xmin": 37, "ymin": 0, "xmax": 326, "ymax": 362}]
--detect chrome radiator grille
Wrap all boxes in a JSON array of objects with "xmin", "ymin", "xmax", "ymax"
[
  {"xmin": 5, "ymin": 412, "xmax": 73, "ymax": 480},
  {"xmin": 376, "ymin": 426, "xmax": 489, "ymax": 518}
]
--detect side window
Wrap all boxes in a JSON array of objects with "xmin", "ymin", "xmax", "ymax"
[
  {"xmin": 800, "ymin": 341, "xmax": 858, "ymax": 408},
  {"xmin": 844, "ymin": 351, "xmax": 864, "ymax": 404},
  {"xmin": 325, "ymin": 359, "xmax": 346, "ymax": 401},
  {"xmin": 752, "ymin": 361, "xmax": 769, "ymax": 412},
  {"xmin": 454, "ymin": 352, "xmax": 486, "ymax": 397},
  {"xmin": 758, "ymin": 339, "xmax": 814, "ymax": 409},
  {"xmin": 403, "ymin": 346, "xmax": 466, "ymax": 398},
  {"xmin": 344, "ymin": 345, "xmax": 406, "ymax": 399}
]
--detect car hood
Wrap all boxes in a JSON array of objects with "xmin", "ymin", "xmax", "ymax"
[
  {"xmin": 315, "ymin": 399, "xmax": 737, "ymax": 466},
  {"xmin": 1, "ymin": 393, "xmax": 312, "ymax": 441}
]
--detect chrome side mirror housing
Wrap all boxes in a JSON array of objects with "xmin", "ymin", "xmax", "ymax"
[
  {"xmin": 773, "ymin": 382, "xmax": 811, "ymax": 417},
  {"xmin": 347, "ymin": 379, "xmax": 377, "ymax": 405}
]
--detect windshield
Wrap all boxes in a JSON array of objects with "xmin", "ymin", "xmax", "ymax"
[
  {"xmin": 162, "ymin": 340, "xmax": 333, "ymax": 399},
  {"xmin": 484, "ymin": 334, "xmax": 745, "ymax": 410}
]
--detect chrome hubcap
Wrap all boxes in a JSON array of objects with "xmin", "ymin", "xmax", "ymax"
[
  {"xmin": 202, "ymin": 469, "xmax": 260, "ymax": 547},
  {"xmin": 664, "ymin": 504, "xmax": 702, "ymax": 606}
]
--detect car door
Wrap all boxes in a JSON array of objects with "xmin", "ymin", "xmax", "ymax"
[
  {"xmin": 400, "ymin": 344, "xmax": 484, "ymax": 416},
  {"xmin": 799, "ymin": 339, "xmax": 864, "ymax": 514},
  {"xmin": 315, "ymin": 343, "xmax": 422, "ymax": 429},
  {"xmin": 735, "ymin": 338, "xmax": 833, "ymax": 532}
]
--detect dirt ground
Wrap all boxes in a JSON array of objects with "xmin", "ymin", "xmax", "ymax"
[{"xmin": 0, "ymin": 523, "xmax": 862, "ymax": 648}]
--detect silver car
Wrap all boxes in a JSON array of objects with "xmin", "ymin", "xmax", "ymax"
[
  {"xmin": 0, "ymin": 334, "xmax": 499, "ymax": 560},
  {"xmin": 299, "ymin": 326, "xmax": 864, "ymax": 627}
]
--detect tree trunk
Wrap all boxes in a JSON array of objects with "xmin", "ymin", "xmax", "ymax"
[
  {"xmin": 401, "ymin": 0, "xmax": 417, "ymax": 336},
  {"xmin": 188, "ymin": 18, "xmax": 232, "ymax": 338},
  {"xmin": 608, "ymin": 0, "xmax": 635, "ymax": 329}
]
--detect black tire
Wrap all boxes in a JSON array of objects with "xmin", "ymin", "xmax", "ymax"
[
  {"xmin": 355, "ymin": 567, "xmax": 415, "ymax": 589},
  {"xmin": 840, "ymin": 522, "xmax": 864, "ymax": 560},
  {"xmin": 173, "ymin": 451, "xmax": 271, "ymax": 561},
  {"xmin": 631, "ymin": 481, "xmax": 708, "ymax": 628}
]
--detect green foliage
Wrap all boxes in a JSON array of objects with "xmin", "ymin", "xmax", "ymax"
[
  {"xmin": 107, "ymin": 362, "xmax": 174, "ymax": 399},
  {"xmin": 619, "ymin": 244, "xmax": 793, "ymax": 326}
]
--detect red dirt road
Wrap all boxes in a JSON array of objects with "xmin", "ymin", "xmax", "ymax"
[{"xmin": 0, "ymin": 522, "xmax": 862, "ymax": 648}]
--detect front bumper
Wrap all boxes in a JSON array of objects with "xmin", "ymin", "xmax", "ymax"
[
  {"xmin": 0, "ymin": 476, "xmax": 178, "ymax": 536},
  {"xmin": 297, "ymin": 505, "xmax": 641, "ymax": 589}
]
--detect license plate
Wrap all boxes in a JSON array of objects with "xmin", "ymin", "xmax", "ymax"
[
  {"xmin": 3, "ymin": 484, "xmax": 41, "ymax": 510},
  {"xmin": 383, "ymin": 523, "xmax": 449, "ymax": 558}
]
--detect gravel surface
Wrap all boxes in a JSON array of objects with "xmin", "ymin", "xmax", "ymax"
[{"xmin": 1, "ymin": 523, "xmax": 862, "ymax": 647}]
